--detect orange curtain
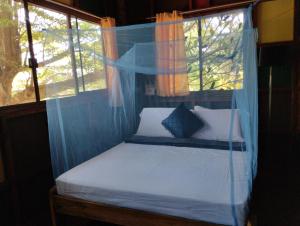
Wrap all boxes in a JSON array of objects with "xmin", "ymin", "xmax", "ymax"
[
  {"xmin": 155, "ymin": 11, "xmax": 189, "ymax": 97},
  {"xmin": 101, "ymin": 17, "xmax": 122, "ymax": 106}
]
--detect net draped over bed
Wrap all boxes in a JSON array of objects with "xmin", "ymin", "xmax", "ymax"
[{"xmin": 44, "ymin": 7, "xmax": 258, "ymax": 226}]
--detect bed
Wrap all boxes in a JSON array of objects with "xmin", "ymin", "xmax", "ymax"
[
  {"xmin": 47, "ymin": 4, "xmax": 258, "ymax": 225},
  {"xmin": 52, "ymin": 141, "xmax": 250, "ymax": 226}
]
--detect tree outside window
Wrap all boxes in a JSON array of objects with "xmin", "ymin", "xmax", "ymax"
[
  {"xmin": 0, "ymin": 0, "xmax": 105, "ymax": 106},
  {"xmin": 184, "ymin": 11, "xmax": 244, "ymax": 92}
]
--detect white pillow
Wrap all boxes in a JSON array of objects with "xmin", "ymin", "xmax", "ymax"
[
  {"xmin": 192, "ymin": 106, "xmax": 243, "ymax": 142},
  {"xmin": 136, "ymin": 108, "xmax": 175, "ymax": 137}
]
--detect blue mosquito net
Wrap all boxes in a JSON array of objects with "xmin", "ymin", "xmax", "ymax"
[{"xmin": 44, "ymin": 7, "xmax": 257, "ymax": 226}]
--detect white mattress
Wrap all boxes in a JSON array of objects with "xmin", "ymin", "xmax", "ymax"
[{"xmin": 56, "ymin": 143, "xmax": 250, "ymax": 226}]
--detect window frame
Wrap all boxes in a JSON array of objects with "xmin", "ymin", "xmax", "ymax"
[
  {"xmin": 27, "ymin": 0, "xmax": 104, "ymax": 100},
  {"xmin": 0, "ymin": 0, "xmax": 103, "ymax": 109},
  {"xmin": 0, "ymin": 1, "xmax": 249, "ymax": 109},
  {"xmin": 184, "ymin": 8, "xmax": 246, "ymax": 92}
]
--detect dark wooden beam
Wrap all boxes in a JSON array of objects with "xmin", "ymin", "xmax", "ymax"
[{"xmin": 26, "ymin": 0, "xmax": 102, "ymax": 23}]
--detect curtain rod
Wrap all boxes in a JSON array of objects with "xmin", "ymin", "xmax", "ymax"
[{"xmin": 147, "ymin": 0, "xmax": 273, "ymax": 20}]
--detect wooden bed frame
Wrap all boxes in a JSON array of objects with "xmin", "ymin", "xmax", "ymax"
[{"xmin": 49, "ymin": 187, "xmax": 253, "ymax": 226}]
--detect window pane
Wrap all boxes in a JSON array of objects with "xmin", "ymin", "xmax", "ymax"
[
  {"xmin": 0, "ymin": 0, "xmax": 35, "ymax": 106},
  {"xmin": 184, "ymin": 20, "xmax": 200, "ymax": 91},
  {"xmin": 184, "ymin": 11, "xmax": 244, "ymax": 91},
  {"xmin": 71, "ymin": 18, "xmax": 106, "ymax": 92},
  {"xmin": 29, "ymin": 5, "xmax": 76, "ymax": 99},
  {"xmin": 201, "ymin": 11, "xmax": 244, "ymax": 90}
]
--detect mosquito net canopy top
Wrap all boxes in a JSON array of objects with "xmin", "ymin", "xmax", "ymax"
[{"xmin": 44, "ymin": 7, "xmax": 258, "ymax": 226}]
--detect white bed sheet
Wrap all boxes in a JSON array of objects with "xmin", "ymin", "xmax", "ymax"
[{"xmin": 56, "ymin": 143, "xmax": 250, "ymax": 226}]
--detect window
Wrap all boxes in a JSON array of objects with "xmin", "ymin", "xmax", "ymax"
[
  {"xmin": 29, "ymin": 5, "xmax": 74, "ymax": 99},
  {"xmin": 0, "ymin": 0, "xmax": 104, "ymax": 106},
  {"xmin": 29, "ymin": 4, "xmax": 105, "ymax": 99},
  {"xmin": 184, "ymin": 10, "xmax": 244, "ymax": 91},
  {"xmin": 0, "ymin": 0, "xmax": 35, "ymax": 106},
  {"xmin": 71, "ymin": 18, "xmax": 106, "ymax": 92}
]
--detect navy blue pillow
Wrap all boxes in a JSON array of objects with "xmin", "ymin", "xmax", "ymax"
[{"xmin": 162, "ymin": 104, "xmax": 204, "ymax": 138}]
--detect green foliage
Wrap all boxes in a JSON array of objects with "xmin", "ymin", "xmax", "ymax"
[
  {"xmin": 184, "ymin": 11, "xmax": 244, "ymax": 91},
  {"xmin": 0, "ymin": 0, "xmax": 105, "ymax": 105},
  {"xmin": 0, "ymin": 0, "xmax": 244, "ymax": 106}
]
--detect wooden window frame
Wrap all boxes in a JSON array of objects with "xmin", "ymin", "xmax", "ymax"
[
  {"xmin": 0, "ymin": 0, "xmax": 102, "ymax": 110},
  {"xmin": 25, "ymin": 0, "xmax": 101, "ymax": 24},
  {"xmin": 185, "ymin": 10, "xmax": 245, "ymax": 92},
  {"xmin": 2, "ymin": 0, "xmax": 265, "ymax": 110}
]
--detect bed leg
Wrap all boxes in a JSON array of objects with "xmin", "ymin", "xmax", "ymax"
[
  {"xmin": 49, "ymin": 187, "xmax": 58, "ymax": 226},
  {"xmin": 247, "ymin": 214, "xmax": 257, "ymax": 226}
]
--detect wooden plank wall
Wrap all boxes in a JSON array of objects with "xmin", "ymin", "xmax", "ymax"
[{"xmin": 0, "ymin": 154, "xmax": 4, "ymax": 183}]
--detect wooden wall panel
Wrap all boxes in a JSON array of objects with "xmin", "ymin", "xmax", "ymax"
[
  {"xmin": 54, "ymin": 0, "xmax": 73, "ymax": 6},
  {"xmin": 153, "ymin": 0, "xmax": 190, "ymax": 13},
  {"xmin": 257, "ymin": 0, "xmax": 294, "ymax": 44},
  {"xmin": 0, "ymin": 154, "xmax": 4, "ymax": 183},
  {"xmin": 0, "ymin": 110, "xmax": 54, "ymax": 226},
  {"xmin": 0, "ymin": 189, "xmax": 11, "ymax": 226},
  {"xmin": 295, "ymin": 54, "xmax": 300, "ymax": 132}
]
